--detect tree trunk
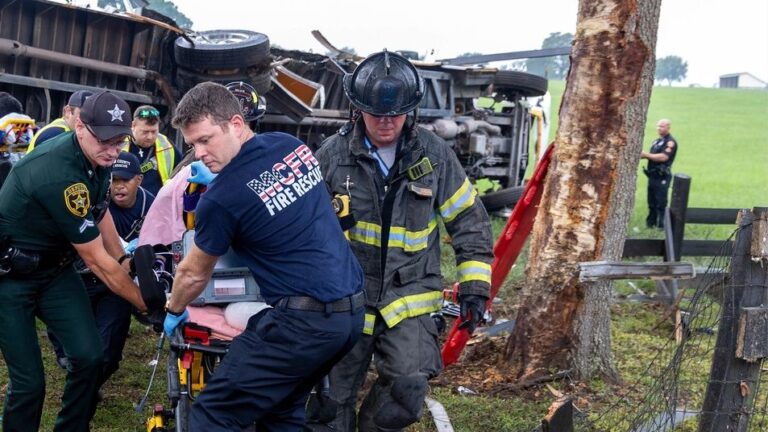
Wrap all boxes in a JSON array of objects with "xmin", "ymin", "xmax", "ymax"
[{"xmin": 504, "ymin": 0, "xmax": 662, "ymax": 381}]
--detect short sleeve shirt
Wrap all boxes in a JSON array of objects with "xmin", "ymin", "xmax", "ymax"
[
  {"xmin": 110, "ymin": 186, "xmax": 155, "ymax": 241},
  {"xmin": 0, "ymin": 132, "xmax": 110, "ymax": 251},
  {"xmin": 194, "ymin": 132, "xmax": 363, "ymax": 305}
]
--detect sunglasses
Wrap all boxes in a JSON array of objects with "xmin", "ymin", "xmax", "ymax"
[
  {"xmin": 86, "ymin": 125, "xmax": 126, "ymax": 149},
  {"xmin": 137, "ymin": 108, "xmax": 160, "ymax": 119}
]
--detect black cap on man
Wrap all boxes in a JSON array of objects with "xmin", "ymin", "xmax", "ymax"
[{"xmin": 79, "ymin": 91, "xmax": 132, "ymax": 141}]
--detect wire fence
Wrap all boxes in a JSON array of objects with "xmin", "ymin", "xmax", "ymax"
[{"xmin": 567, "ymin": 212, "xmax": 768, "ymax": 431}]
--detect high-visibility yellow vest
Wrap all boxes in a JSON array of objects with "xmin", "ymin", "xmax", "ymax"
[
  {"xmin": 122, "ymin": 133, "xmax": 176, "ymax": 185},
  {"xmin": 27, "ymin": 118, "xmax": 69, "ymax": 153}
]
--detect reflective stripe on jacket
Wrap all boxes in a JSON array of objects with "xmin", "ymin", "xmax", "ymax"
[
  {"xmin": 317, "ymin": 118, "xmax": 493, "ymax": 330},
  {"xmin": 122, "ymin": 134, "xmax": 176, "ymax": 185}
]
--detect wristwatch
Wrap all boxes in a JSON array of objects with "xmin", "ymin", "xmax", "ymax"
[{"xmin": 164, "ymin": 299, "xmax": 185, "ymax": 316}]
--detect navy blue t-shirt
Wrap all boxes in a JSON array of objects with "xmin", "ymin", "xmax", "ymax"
[
  {"xmin": 194, "ymin": 132, "xmax": 363, "ymax": 305},
  {"xmin": 109, "ymin": 187, "xmax": 155, "ymax": 241}
]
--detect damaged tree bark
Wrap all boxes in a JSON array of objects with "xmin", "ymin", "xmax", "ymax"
[{"xmin": 504, "ymin": 0, "xmax": 662, "ymax": 381}]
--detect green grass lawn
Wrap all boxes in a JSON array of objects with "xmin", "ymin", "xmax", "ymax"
[
  {"xmin": 547, "ymin": 80, "xmax": 768, "ymax": 237},
  {"xmin": 0, "ymin": 83, "xmax": 765, "ymax": 431}
]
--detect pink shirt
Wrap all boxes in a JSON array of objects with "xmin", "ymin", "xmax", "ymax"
[{"xmin": 137, "ymin": 165, "xmax": 191, "ymax": 247}]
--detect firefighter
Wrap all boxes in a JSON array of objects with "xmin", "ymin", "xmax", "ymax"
[
  {"xmin": 163, "ymin": 82, "xmax": 364, "ymax": 430},
  {"xmin": 27, "ymin": 90, "xmax": 93, "ymax": 152},
  {"xmin": 0, "ymin": 91, "xmax": 163, "ymax": 431},
  {"xmin": 123, "ymin": 104, "xmax": 180, "ymax": 195},
  {"xmin": 307, "ymin": 50, "xmax": 494, "ymax": 431},
  {"xmin": 641, "ymin": 118, "xmax": 678, "ymax": 229},
  {"xmin": 137, "ymin": 81, "xmax": 266, "ymax": 247}
]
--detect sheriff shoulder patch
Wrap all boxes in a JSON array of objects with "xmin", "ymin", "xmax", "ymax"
[{"xmin": 64, "ymin": 183, "xmax": 90, "ymax": 217}]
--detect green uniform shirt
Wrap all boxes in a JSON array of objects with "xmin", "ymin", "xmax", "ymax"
[{"xmin": 0, "ymin": 132, "xmax": 110, "ymax": 252}]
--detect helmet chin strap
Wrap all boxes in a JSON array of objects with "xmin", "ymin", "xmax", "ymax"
[{"xmin": 405, "ymin": 108, "xmax": 419, "ymax": 132}]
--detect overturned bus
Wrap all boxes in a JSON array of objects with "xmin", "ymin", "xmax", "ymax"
[{"xmin": 0, "ymin": 0, "xmax": 548, "ymax": 209}]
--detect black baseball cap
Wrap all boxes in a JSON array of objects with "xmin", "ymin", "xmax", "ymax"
[
  {"xmin": 79, "ymin": 91, "xmax": 132, "ymax": 141},
  {"xmin": 112, "ymin": 152, "xmax": 140, "ymax": 180},
  {"xmin": 67, "ymin": 90, "xmax": 93, "ymax": 108}
]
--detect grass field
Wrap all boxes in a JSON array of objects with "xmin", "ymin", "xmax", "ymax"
[
  {"xmin": 547, "ymin": 80, "xmax": 768, "ymax": 235},
  {"xmin": 0, "ymin": 83, "xmax": 765, "ymax": 431}
]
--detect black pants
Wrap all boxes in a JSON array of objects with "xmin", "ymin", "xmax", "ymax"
[
  {"xmin": 189, "ymin": 301, "xmax": 364, "ymax": 431},
  {"xmin": 306, "ymin": 309, "xmax": 443, "ymax": 432},
  {"xmin": 48, "ymin": 283, "xmax": 132, "ymax": 386},
  {"xmin": 0, "ymin": 268, "xmax": 103, "ymax": 432},
  {"xmin": 646, "ymin": 175, "xmax": 671, "ymax": 228}
]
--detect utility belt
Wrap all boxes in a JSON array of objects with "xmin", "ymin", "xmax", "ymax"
[
  {"xmin": 643, "ymin": 165, "xmax": 671, "ymax": 179},
  {"xmin": 274, "ymin": 291, "xmax": 365, "ymax": 313},
  {"xmin": 0, "ymin": 245, "xmax": 76, "ymax": 277}
]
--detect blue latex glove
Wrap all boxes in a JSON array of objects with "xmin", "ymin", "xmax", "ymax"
[
  {"xmin": 163, "ymin": 308, "xmax": 190, "ymax": 337},
  {"xmin": 124, "ymin": 238, "xmax": 138, "ymax": 254},
  {"xmin": 188, "ymin": 160, "xmax": 217, "ymax": 185}
]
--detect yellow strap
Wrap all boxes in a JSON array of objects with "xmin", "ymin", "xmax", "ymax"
[
  {"xmin": 438, "ymin": 178, "xmax": 477, "ymax": 223},
  {"xmin": 27, "ymin": 118, "xmax": 69, "ymax": 153},
  {"xmin": 379, "ymin": 291, "xmax": 443, "ymax": 328},
  {"xmin": 121, "ymin": 135, "xmax": 175, "ymax": 184},
  {"xmin": 349, "ymin": 217, "xmax": 438, "ymax": 252},
  {"xmin": 363, "ymin": 313, "xmax": 376, "ymax": 335},
  {"xmin": 155, "ymin": 134, "xmax": 175, "ymax": 185},
  {"xmin": 457, "ymin": 260, "xmax": 492, "ymax": 284}
]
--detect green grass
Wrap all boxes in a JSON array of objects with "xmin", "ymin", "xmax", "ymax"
[
  {"xmin": 547, "ymin": 80, "xmax": 768, "ymax": 239},
  {"xmin": 0, "ymin": 320, "xmax": 165, "ymax": 431}
]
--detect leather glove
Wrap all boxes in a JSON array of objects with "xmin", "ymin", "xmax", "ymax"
[
  {"xmin": 164, "ymin": 308, "xmax": 189, "ymax": 337},
  {"xmin": 458, "ymin": 294, "xmax": 488, "ymax": 335},
  {"xmin": 188, "ymin": 160, "xmax": 217, "ymax": 185}
]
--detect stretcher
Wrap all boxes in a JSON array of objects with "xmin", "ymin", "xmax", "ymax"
[
  {"xmin": 132, "ymin": 243, "xmax": 246, "ymax": 432},
  {"xmin": 146, "ymin": 322, "xmax": 229, "ymax": 432}
]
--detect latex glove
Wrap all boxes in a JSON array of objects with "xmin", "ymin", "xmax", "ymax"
[
  {"xmin": 458, "ymin": 294, "xmax": 488, "ymax": 335},
  {"xmin": 163, "ymin": 308, "xmax": 189, "ymax": 337},
  {"xmin": 188, "ymin": 160, "xmax": 217, "ymax": 185},
  {"xmin": 124, "ymin": 238, "xmax": 138, "ymax": 254}
]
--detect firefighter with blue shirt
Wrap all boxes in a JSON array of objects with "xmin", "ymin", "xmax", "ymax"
[
  {"xmin": 163, "ymin": 82, "xmax": 364, "ymax": 430},
  {"xmin": 122, "ymin": 105, "xmax": 180, "ymax": 195},
  {"xmin": 307, "ymin": 50, "xmax": 494, "ymax": 431}
]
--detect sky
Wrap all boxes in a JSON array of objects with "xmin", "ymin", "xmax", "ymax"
[{"xmin": 168, "ymin": 0, "xmax": 768, "ymax": 87}]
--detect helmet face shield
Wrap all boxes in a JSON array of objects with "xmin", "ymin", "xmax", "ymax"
[
  {"xmin": 343, "ymin": 50, "xmax": 424, "ymax": 116},
  {"xmin": 225, "ymin": 81, "xmax": 266, "ymax": 122}
]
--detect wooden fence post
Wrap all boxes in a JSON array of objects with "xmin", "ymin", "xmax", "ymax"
[
  {"xmin": 669, "ymin": 174, "xmax": 691, "ymax": 262},
  {"xmin": 656, "ymin": 175, "xmax": 691, "ymax": 303},
  {"xmin": 699, "ymin": 208, "xmax": 768, "ymax": 431}
]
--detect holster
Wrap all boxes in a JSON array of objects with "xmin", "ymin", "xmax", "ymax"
[{"xmin": 0, "ymin": 247, "xmax": 75, "ymax": 276}]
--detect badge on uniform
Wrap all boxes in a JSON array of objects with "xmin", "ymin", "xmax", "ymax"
[
  {"xmin": 140, "ymin": 160, "xmax": 155, "ymax": 174},
  {"xmin": 406, "ymin": 157, "xmax": 433, "ymax": 181},
  {"xmin": 64, "ymin": 183, "xmax": 90, "ymax": 217}
]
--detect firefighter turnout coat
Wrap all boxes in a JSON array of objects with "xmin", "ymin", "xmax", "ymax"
[{"xmin": 317, "ymin": 118, "xmax": 493, "ymax": 334}]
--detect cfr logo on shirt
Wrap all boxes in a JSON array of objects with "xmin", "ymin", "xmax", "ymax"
[{"xmin": 64, "ymin": 183, "xmax": 90, "ymax": 217}]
